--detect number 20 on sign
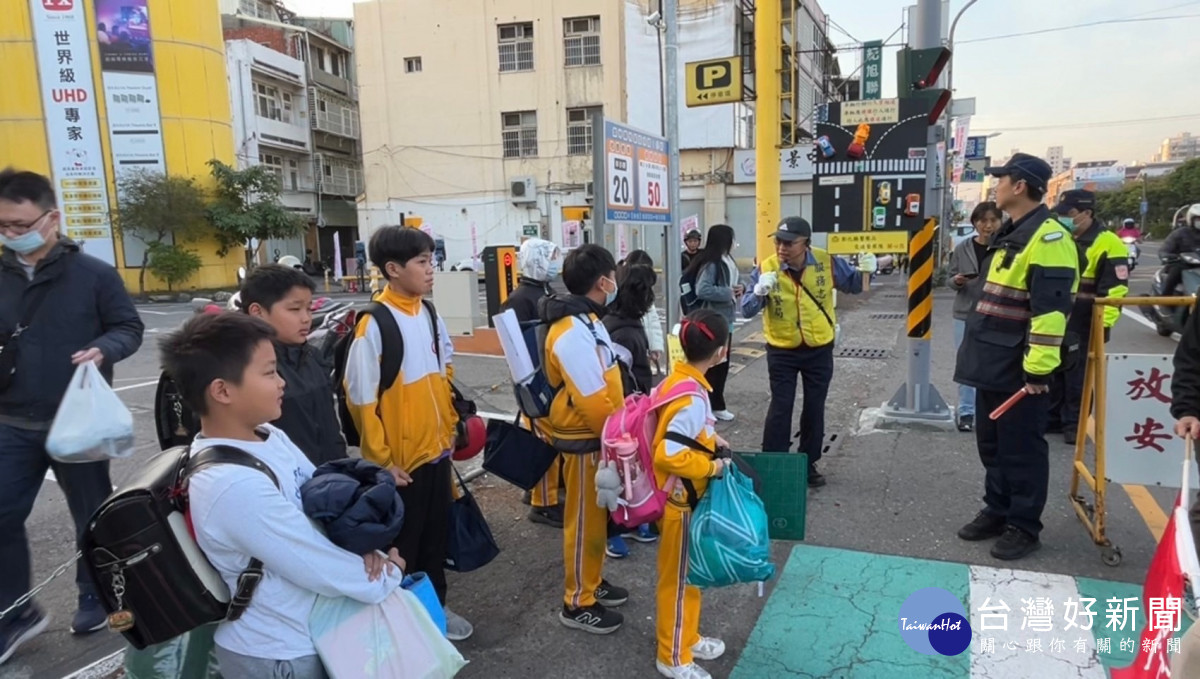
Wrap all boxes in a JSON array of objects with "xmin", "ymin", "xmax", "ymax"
[
  {"xmin": 607, "ymin": 139, "xmax": 634, "ymax": 210},
  {"xmin": 638, "ymin": 148, "xmax": 668, "ymax": 212}
]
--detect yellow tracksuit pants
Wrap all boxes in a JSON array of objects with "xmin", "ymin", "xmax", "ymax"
[
  {"xmin": 531, "ymin": 455, "xmax": 561, "ymax": 508},
  {"xmin": 656, "ymin": 505, "xmax": 701, "ymax": 667},
  {"xmin": 562, "ymin": 452, "xmax": 606, "ymax": 609}
]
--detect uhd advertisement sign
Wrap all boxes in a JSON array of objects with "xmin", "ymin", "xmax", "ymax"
[{"xmin": 30, "ymin": 0, "xmax": 116, "ymax": 265}]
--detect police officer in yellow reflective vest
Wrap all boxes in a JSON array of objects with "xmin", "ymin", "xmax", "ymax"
[
  {"xmin": 954, "ymin": 153, "xmax": 1080, "ymax": 561},
  {"xmin": 741, "ymin": 217, "xmax": 871, "ymax": 488},
  {"xmin": 1047, "ymin": 189, "xmax": 1129, "ymax": 445}
]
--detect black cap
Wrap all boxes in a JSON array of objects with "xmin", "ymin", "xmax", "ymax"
[
  {"xmin": 984, "ymin": 153, "xmax": 1053, "ymax": 192},
  {"xmin": 684, "ymin": 229, "xmax": 702, "ymax": 241},
  {"xmin": 1054, "ymin": 189, "xmax": 1096, "ymax": 215},
  {"xmin": 773, "ymin": 216, "xmax": 812, "ymax": 242}
]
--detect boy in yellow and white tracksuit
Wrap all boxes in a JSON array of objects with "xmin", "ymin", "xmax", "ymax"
[
  {"xmin": 533, "ymin": 244, "xmax": 628, "ymax": 634},
  {"xmin": 653, "ymin": 310, "xmax": 733, "ymax": 679},
  {"xmin": 343, "ymin": 226, "xmax": 474, "ymax": 641}
]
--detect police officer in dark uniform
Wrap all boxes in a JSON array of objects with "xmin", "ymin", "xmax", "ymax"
[{"xmin": 954, "ymin": 153, "xmax": 1080, "ymax": 561}]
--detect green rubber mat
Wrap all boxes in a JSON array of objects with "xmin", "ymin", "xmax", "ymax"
[{"xmin": 736, "ymin": 451, "xmax": 807, "ymax": 541}]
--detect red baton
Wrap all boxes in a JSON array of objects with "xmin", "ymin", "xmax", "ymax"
[{"xmin": 989, "ymin": 389, "xmax": 1027, "ymax": 421}]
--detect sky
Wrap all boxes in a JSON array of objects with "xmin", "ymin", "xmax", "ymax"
[{"xmin": 281, "ymin": 0, "xmax": 1200, "ymax": 166}]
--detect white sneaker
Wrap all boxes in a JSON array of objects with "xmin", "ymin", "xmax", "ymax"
[
  {"xmin": 713, "ymin": 410, "xmax": 735, "ymax": 422},
  {"xmin": 692, "ymin": 636, "xmax": 726, "ymax": 660},
  {"xmin": 444, "ymin": 608, "xmax": 474, "ymax": 641},
  {"xmin": 657, "ymin": 661, "xmax": 712, "ymax": 679}
]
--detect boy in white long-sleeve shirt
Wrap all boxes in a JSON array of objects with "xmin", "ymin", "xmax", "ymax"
[{"xmin": 160, "ymin": 313, "xmax": 405, "ymax": 679}]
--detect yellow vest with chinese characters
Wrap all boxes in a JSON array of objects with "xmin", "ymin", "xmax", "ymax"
[{"xmin": 760, "ymin": 250, "xmax": 836, "ymax": 349}]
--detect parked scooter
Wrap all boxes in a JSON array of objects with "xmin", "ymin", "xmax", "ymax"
[{"xmin": 1139, "ymin": 251, "xmax": 1200, "ymax": 336}]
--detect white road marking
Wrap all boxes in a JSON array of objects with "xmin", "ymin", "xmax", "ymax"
[
  {"xmin": 59, "ymin": 649, "xmax": 123, "ymax": 679},
  {"xmin": 114, "ymin": 379, "xmax": 159, "ymax": 392},
  {"xmin": 1121, "ymin": 307, "xmax": 1180, "ymax": 341},
  {"xmin": 452, "ymin": 352, "xmax": 508, "ymax": 360}
]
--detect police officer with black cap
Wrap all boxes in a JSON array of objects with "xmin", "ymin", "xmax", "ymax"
[
  {"xmin": 1047, "ymin": 189, "xmax": 1129, "ymax": 444},
  {"xmin": 955, "ymin": 153, "xmax": 1080, "ymax": 560},
  {"xmin": 741, "ymin": 216, "xmax": 874, "ymax": 487}
]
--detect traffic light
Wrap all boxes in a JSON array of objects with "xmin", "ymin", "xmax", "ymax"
[{"xmin": 897, "ymin": 47, "xmax": 951, "ymax": 124}]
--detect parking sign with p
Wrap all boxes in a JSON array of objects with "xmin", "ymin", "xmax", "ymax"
[{"xmin": 686, "ymin": 56, "xmax": 742, "ymax": 107}]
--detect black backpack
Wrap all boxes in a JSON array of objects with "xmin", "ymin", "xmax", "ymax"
[
  {"xmin": 83, "ymin": 444, "xmax": 280, "ymax": 649},
  {"xmin": 679, "ymin": 261, "xmax": 728, "ymax": 314},
  {"xmin": 330, "ymin": 299, "xmax": 447, "ymax": 447}
]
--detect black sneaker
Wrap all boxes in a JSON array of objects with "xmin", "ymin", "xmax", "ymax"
[
  {"xmin": 595, "ymin": 579, "xmax": 628, "ymax": 607},
  {"xmin": 1063, "ymin": 429, "xmax": 1077, "ymax": 445},
  {"xmin": 807, "ymin": 464, "xmax": 826, "ymax": 488},
  {"xmin": 957, "ymin": 415, "xmax": 974, "ymax": 432},
  {"xmin": 528, "ymin": 504, "xmax": 564, "ymax": 528},
  {"xmin": 957, "ymin": 511, "xmax": 1006, "ymax": 541},
  {"xmin": 990, "ymin": 526, "xmax": 1041, "ymax": 561},
  {"xmin": 559, "ymin": 603, "xmax": 623, "ymax": 634},
  {"xmin": 0, "ymin": 604, "xmax": 49, "ymax": 666},
  {"xmin": 71, "ymin": 594, "xmax": 107, "ymax": 635}
]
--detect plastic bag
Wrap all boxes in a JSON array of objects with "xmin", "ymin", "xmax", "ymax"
[
  {"xmin": 46, "ymin": 361, "xmax": 135, "ymax": 463},
  {"xmin": 310, "ymin": 588, "xmax": 467, "ymax": 679},
  {"xmin": 687, "ymin": 466, "xmax": 776, "ymax": 588}
]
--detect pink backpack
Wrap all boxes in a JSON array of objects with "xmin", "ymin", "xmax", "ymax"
[{"xmin": 600, "ymin": 380, "xmax": 707, "ymax": 528}]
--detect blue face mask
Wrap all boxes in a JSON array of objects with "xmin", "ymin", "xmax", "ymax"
[
  {"xmin": 546, "ymin": 259, "xmax": 561, "ymax": 278},
  {"xmin": 0, "ymin": 228, "xmax": 47, "ymax": 255},
  {"xmin": 604, "ymin": 278, "xmax": 618, "ymax": 306},
  {"xmin": 1059, "ymin": 216, "xmax": 1076, "ymax": 233}
]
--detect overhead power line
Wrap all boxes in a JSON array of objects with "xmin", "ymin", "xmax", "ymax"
[
  {"xmin": 974, "ymin": 113, "xmax": 1200, "ymax": 133},
  {"xmin": 957, "ymin": 14, "xmax": 1200, "ymax": 44}
]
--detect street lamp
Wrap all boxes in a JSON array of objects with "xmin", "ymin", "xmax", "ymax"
[{"xmin": 939, "ymin": 0, "xmax": 981, "ymax": 264}]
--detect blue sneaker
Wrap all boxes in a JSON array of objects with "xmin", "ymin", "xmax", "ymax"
[
  {"xmin": 624, "ymin": 524, "xmax": 658, "ymax": 543},
  {"xmin": 606, "ymin": 536, "xmax": 629, "ymax": 559},
  {"xmin": 0, "ymin": 604, "xmax": 49, "ymax": 666}
]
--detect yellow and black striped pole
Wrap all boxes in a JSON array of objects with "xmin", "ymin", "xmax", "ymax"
[{"xmin": 907, "ymin": 218, "xmax": 936, "ymax": 339}]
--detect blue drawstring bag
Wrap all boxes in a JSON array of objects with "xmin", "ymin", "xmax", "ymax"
[
  {"xmin": 402, "ymin": 572, "xmax": 446, "ymax": 636},
  {"xmin": 687, "ymin": 466, "xmax": 776, "ymax": 588}
]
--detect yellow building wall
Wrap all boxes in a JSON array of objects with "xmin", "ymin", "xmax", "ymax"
[{"xmin": 0, "ymin": 0, "xmax": 240, "ymax": 294}]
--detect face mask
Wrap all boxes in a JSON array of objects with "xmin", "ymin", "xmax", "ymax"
[
  {"xmin": 546, "ymin": 259, "xmax": 561, "ymax": 278},
  {"xmin": 0, "ymin": 227, "xmax": 46, "ymax": 255},
  {"xmin": 603, "ymin": 278, "xmax": 618, "ymax": 306},
  {"xmin": 1059, "ymin": 216, "xmax": 1076, "ymax": 233}
]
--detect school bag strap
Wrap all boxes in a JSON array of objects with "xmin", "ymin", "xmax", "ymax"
[
  {"xmin": 361, "ymin": 298, "xmax": 440, "ymax": 396},
  {"xmin": 183, "ymin": 444, "xmax": 281, "ymax": 622}
]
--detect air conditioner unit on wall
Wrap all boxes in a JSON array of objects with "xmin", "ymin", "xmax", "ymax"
[
  {"xmin": 584, "ymin": 181, "xmax": 594, "ymax": 203},
  {"xmin": 509, "ymin": 176, "xmax": 537, "ymax": 205}
]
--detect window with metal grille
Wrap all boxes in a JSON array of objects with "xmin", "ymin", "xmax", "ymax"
[
  {"xmin": 567, "ymin": 107, "xmax": 600, "ymax": 155},
  {"xmin": 405, "ymin": 57, "xmax": 422, "ymax": 73},
  {"xmin": 564, "ymin": 16, "xmax": 600, "ymax": 67},
  {"xmin": 498, "ymin": 22, "xmax": 534, "ymax": 72},
  {"xmin": 501, "ymin": 111, "xmax": 537, "ymax": 158}
]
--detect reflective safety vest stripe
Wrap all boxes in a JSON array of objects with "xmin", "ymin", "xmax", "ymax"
[
  {"xmin": 973, "ymin": 217, "xmax": 1080, "ymax": 378},
  {"xmin": 760, "ymin": 250, "xmax": 836, "ymax": 349}
]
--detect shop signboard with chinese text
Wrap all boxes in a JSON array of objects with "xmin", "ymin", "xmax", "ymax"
[
  {"xmin": 1104, "ymin": 354, "xmax": 1198, "ymax": 487},
  {"xmin": 860, "ymin": 40, "xmax": 883, "ymax": 100},
  {"xmin": 601, "ymin": 119, "xmax": 671, "ymax": 225},
  {"xmin": 29, "ymin": 0, "xmax": 116, "ymax": 265}
]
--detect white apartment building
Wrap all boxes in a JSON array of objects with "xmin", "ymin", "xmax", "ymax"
[
  {"xmin": 1158, "ymin": 132, "xmax": 1200, "ymax": 162},
  {"xmin": 354, "ymin": 0, "xmax": 835, "ymax": 266}
]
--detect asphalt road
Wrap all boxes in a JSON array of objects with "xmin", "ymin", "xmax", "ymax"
[{"xmin": 7, "ymin": 250, "xmax": 1193, "ymax": 679}]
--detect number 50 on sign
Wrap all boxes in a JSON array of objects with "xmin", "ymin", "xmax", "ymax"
[{"xmin": 638, "ymin": 148, "xmax": 668, "ymax": 213}]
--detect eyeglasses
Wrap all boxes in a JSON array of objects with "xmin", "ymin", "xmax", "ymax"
[{"xmin": 0, "ymin": 209, "xmax": 54, "ymax": 234}]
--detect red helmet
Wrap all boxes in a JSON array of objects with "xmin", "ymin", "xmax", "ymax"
[{"xmin": 451, "ymin": 415, "xmax": 486, "ymax": 461}]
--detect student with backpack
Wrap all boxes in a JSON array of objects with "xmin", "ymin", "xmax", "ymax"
[
  {"xmin": 342, "ymin": 226, "xmax": 474, "ymax": 641},
  {"xmin": 602, "ymin": 263, "xmax": 660, "ymax": 558},
  {"xmin": 652, "ymin": 309, "xmax": 733, "ymax": 679},
  {"xmin": 534, "ymin": 244, "xmax": 629, "ymax": 634},
  {"xmin": 619, "ymin": 250, "xmax": 665, "ymax": 375},
  {"xmin": 681, "ymin": 225, "xmax": 742, "ymax": 422},
  {"xmin": 158, "ymin": 313, "xmax": 405, "ymax": 679},
  {"xmin": 501, "ymin": 238, "xmax": 565, "ymax": 528}
]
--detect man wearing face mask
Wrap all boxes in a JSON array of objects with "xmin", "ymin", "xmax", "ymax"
[
  {"xmin": 741, "ymin": 217, "xmax": 872, "ymax": 487},
  {"xmin": 0, "ymin": 169, "xmax": 144, "ymax": 661},
  {"xmin": 955, "ymin": 154, "xmax": 1079, "ymax": 561},
  {"xmin": 1046, "ymin": 190, "xmax": 1129, "ymax": 445}
]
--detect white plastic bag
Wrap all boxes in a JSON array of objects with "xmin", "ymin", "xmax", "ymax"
[
  {"xmin": 46, "ymin": 362, "xmax": 135, "ymax": 463},
  {"xmin": 310, "ymin": 588, "xmax": 467, "ymax": 679}
]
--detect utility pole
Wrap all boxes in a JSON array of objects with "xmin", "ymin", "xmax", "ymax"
[
  {"xmin": 663, "ymin": 0, "xmax": 683, "ymax": 329},
  {"xmin": 940, "ymin": 0, "xmax": 979, "ymax": 268},
  {"xmin": 754, "ymin": 0, "xmax": 781, "ymax": 265},
  {"xmin": 879, "ymin": 0, "xmax": 953, "ymax": 428}
]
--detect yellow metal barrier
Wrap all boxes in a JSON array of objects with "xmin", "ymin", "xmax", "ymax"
[{"xmin": 1068, "ymin": 296, "xmax": 1193, "ymax": 566}]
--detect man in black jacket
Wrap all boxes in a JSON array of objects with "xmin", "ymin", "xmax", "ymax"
[
  {"xmin": 1171, "ymin": 297, "xmax": 1200, "ymax": 551},
  {"xmin": 0, "ymin": 169, "xmax": 144, "ymax": 662}
]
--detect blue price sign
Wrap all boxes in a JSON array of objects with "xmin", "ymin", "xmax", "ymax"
[
  {"xmin": 964, "ymin": 136, "xmax": 988, "ymax": 160},
  {"xmin": 602, "ymin": 119, "xmax": 672, "ymax": 225}
]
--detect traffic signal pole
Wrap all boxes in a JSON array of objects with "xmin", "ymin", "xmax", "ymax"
[
  {"xmin": 879, "ymin": 0, "xmax": 953, "ymax": 428},
  {"xmin": 663, "ymin": 0, "xmax": 683, "ymax": 329},
  {"xmin": 754, "ymin": 0, "xmax": 781, "ymax": 265}
]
